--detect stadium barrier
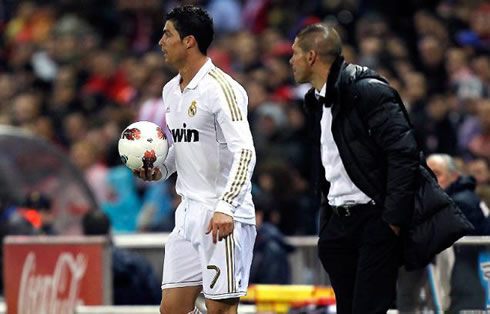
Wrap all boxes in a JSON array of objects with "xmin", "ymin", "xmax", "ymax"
[
  {"xmin": 112, "ymin": 233, "xmax": 330, "ymax": 285},
  {"xmin": 3, "ymin": 234, "xmax": 490, "ymax": 313},
  {"xmin": 114, "ymin": 234, "xmax": 490, "ymax": 311},
  {"xmin": 3, "ymin": 236, "xmax": 112, "ymax": 314},
  {"xmin": 430, "ymin": 236, "xmax": 490, "ymax": 311}
]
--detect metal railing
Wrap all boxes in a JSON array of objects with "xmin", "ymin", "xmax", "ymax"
[
  {"xmin": 113, "ymin": 234, "xmax": 490, "ymax": 311},
  {"xmin": 113, "ymin": 233, "xmax": 329, "ymax": 285},
  {"xmin": 3, "ymin": 234, "xmax": 488, "ymax": 313}
]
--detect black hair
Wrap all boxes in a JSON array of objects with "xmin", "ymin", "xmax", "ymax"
[
  {"xmin": 82, "ymin": 210, "xmax": 110, "ymax": 236},
  {"xmin": 166, "ymin": 5, "xmax": 214, "ymax": 55},
  {"xmin": 296, "ymin": 23, "xmax": 342, "ymax": 63}
]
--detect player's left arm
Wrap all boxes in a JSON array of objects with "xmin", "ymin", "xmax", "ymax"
[
  {"xmin": 206, "ymin": 78, "xmax": 256, "ymax": 242},
  {"xmin": 213, "ymin": 85, "xmax": 256, "ymax": 217}
]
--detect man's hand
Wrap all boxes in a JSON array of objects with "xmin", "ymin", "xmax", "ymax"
[
  {"xmin": 206, "ymin": 212, "xmax": 234, "ymax": 244},
  {"xmin": 132, "ymin": 167, "xmax": 162, "ymax": 181},
  {"xmin": 389, "ymin": 224, "xmax": 400, "ymax": 236}
]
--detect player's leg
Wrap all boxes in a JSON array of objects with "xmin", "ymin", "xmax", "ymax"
[
  {"xmin": 161, "ymin": 211, "xmax": 204, "ymax": 314},
  {"xmin": 205, "ymin": 297, "xmax": 239, "ymax": 314},
  {"xmin": 160, "ymin": 286, "xmax": 202, "ymax": 314},
  {"xmin": 198, "ymin": 216, "xmax": 256, "ymax": 313}
]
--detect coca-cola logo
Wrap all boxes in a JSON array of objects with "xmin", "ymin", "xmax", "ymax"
[{"xmin": 18, "ymin": 252, "xmax": 88, "ymax": 314}]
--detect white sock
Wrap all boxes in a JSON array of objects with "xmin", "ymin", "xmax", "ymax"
[{"xmin": 188, "ymin": 307, "xmax": 202, "ymax": 314}]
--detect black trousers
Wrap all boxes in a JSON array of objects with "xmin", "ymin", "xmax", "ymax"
[{"xmin": 318, "ymin": 204, "xmax": 401, "ymax": 314}]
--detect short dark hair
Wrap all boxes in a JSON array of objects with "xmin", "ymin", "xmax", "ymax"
[
  {"xmin": 296, "ymin": 24, "xmax": 342, "ymax": 63},
  {"xmin": 82, "ymin": 210, "xmax": 110, "ymax": 236},
  {"xmin": 166, "ymin": 5, "xmax": 214, "ymax": 55}
]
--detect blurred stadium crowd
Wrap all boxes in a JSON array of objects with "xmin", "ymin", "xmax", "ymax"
[{"xmin": 0, "ymin": 0, "xmax": 489, "ymax": 239}]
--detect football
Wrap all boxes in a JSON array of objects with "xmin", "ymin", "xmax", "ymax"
[{"xmin": 118, "ymin": 121, "xmax": 169, "ymax": 170}]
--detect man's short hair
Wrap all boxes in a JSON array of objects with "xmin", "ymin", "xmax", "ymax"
[
  {"xmin": 82, "ymin": 210, "xmax": 110, "ymax": 236},
  {"xmin": 296, "ymin": 23, "xmax": 342, "ymax": 63},
  {"xmin": 166, "ymin": 5, "xmax": 214, "ymax": 55},
  {"xmin": 427, "ymin": 154, "xmax": 461, "ymax": 175}
]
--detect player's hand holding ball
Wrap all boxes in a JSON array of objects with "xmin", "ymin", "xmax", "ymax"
[
  {"xmin": 134, "ymin": 167, "xmax": 162, "ymax": 181},
  {"xmin": 118, "ymin": 121, "xmax": 169, "ymax": 181}
]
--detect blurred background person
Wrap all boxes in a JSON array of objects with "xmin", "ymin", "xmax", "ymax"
[
  {"xmin": 427, "ymin": 154, "xmax": 488, "ymax": 311},
  {"xmin": 81, "ymin": 210, "xmax": 162, "ymax": 305},
  {"xmin": 249, "ymin": 195, "xmax": 294, "ymax": 285}
]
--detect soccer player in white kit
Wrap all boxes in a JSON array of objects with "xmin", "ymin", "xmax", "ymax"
[{"xmin": 134, "ymin": 5, "xmax": 257, "ymax": 314}]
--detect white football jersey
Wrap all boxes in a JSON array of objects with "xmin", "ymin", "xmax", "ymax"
[{"xmin": 160, "ymin": 59, "xmax": 256, "ymax": 225}]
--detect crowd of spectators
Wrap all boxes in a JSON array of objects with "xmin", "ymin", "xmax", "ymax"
[{"xmin": 0, "ymin": 0, "xmax": 489, "ymax": 236}]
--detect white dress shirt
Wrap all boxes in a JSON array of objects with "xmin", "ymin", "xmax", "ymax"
[
  {"xmin": 160, "ymin": 59, "xmax": 256, "ymax": 225},
  {"xmin": 317, "ymin": 83, "xmax": 372, "ymax": 206}
]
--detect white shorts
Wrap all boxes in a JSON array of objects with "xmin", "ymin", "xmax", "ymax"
[{"xmin": 161, "ymin": 198, "xmax": 256, "ymax": 300}]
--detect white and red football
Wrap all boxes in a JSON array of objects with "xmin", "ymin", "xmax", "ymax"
[{"xmin": 118, "ymin": 121, "xmax": 168, "ymax": 170}]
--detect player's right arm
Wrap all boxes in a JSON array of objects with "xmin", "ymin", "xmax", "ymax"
[
  {"xmin": 134, "ymin": 84, "xmax": 176, "ymax": 181},
  {"xmin": 132, "ymin": 144, "xmax": 175, "ymax": 181},
  {"xmin": 159, "ymin": 144, "xmax": 176, "ymax": 179}
]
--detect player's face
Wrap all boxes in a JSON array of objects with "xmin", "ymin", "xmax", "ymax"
[
  {"xmin": 159, "ymin": 21, "xmax": 186, "ymax": 67},
  {"xmin": 289, "ymin": 38, "xmax": 311, "ymax": 84}
]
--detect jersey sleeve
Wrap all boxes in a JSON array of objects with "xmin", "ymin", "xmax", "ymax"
[
  {"xmin": 208, "ymin": 70, "xmax": 256, "ymax": 217},
  {"xmin": 160, "ymin": 86, "xmax": 176, "ymax": 180},
  {"xmin": 160, "ymin": 144, "xmax": 176, "ymax": 180}
]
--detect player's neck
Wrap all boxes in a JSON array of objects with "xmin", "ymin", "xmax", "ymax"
[{"xmin": 179, "ymin": 54, "xmax": 208, "ymax": 91}]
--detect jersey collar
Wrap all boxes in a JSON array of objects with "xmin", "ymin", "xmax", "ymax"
[{"xmin": 185, "ymin": 58, "xmax": 214, "ymax": 90}]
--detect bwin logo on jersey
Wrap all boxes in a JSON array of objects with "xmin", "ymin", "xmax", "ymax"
[{"xmin": 171, "ymin": 123, "xmax": 199, "ymax": 142}]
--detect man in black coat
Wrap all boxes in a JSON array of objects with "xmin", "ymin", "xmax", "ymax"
[{"xmin": 289, "ymin": 24, "xmax": 420, "ymax": 313}]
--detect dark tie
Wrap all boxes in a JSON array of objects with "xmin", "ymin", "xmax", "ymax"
[{"xmin": 319, "ymin": 96, "xmax": 331, "ymax": 108}]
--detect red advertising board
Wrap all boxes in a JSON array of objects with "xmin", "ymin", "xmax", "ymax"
[{"xmin": 3, "ymin": 236, "xmax": 112, "ymax": 314}]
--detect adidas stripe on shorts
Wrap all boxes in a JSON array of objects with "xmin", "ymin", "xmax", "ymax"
[{"xmin": 161, "ymin": 198, "xmax": 256, "ymax": 300}]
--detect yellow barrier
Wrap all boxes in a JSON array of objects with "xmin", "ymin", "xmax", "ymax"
[{"xmin": 241, "ymin": 285, "xmax": 335, "ymax": 312}]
